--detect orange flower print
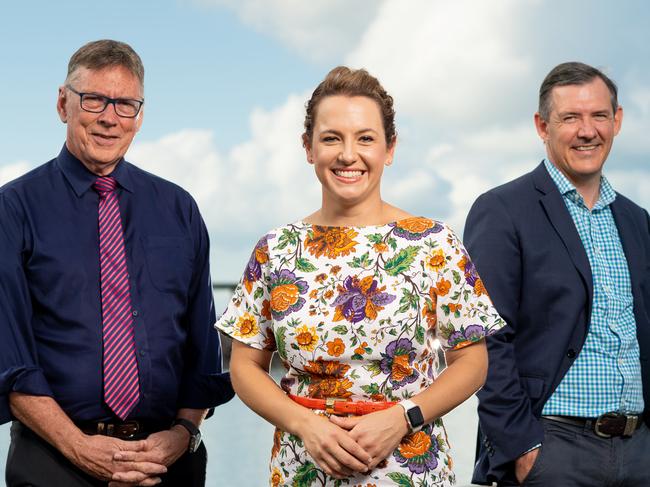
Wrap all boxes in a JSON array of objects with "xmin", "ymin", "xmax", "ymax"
[
  {"xmin": 272, "ymin": 284, "xmax": 301, "ymax": 312},
  {"xmin": 261, "ymin": 299, "xmax": 272, "ymax": 321},
  {"xmin": 422, "ymin": 299, "xmax": 437, "ymax": 329},
  {"xmin": 315, "ymin": 273, "xmax": 327, "ymax": 283},
  {"xmin": 373, "ymin": 242, "xmax": 388, "ymax": 253},
  {"xmin": 448, "ymin": 303, "xmax": 462, "ymax": 313},
  {"xmin": 270, "ymin": 466, "xmax": 283, "ymax": 486},
  {"xmin": 304, "ymin": 360, "xmax": 353, "ymax": 399},
  {"xmin": 391, "ymin": 353, "xmax": 414, "ymax": 384},
  {"xmin": 295, "ymin": 324, "xmax": 318, "ymax": 351},
  {"xmin": 392, "ymin": 217, "xmax": 442, "ymax": 240},
  {"xmin": 271, "ymin": 428, "xmax": 282, "ymax": 458},
  {"xmin": 474, "ymin": 278, "xmax": 487, "ymax": 296},
  {"xmin": 304, "ymin": 226, "xmax": 359, "ymax": 259},
  {"xmin": 324, "ymin": 289, "xmax": 334, "ymax": 299},
  {"xmin": 354, "ymin": 341, "xmax": 368, "ymax": 355},
  {"xmin": 326, "ymin": 338, "xmax": 346, "ymax": 357},
  {"xmin": 425, "ymin": 249, "xmax": 446, "ymax": 273},
  {"xmin": 434, "ymin": 278, "xmax": 451, "ymax": 296},
  {"xmin": 330, "ymin": 265, "xmax": 341, "ymax": 275},
  {"xmin": 309, "ymin": 289, "xmax": 318, "ymax": 299},
  {"xmin": 234, "ymin": 312, "xmax": 259, "ymax": 339},
  {"xmin": 398, "ymin": 431, "xmax": 432, "ymax": 459}
]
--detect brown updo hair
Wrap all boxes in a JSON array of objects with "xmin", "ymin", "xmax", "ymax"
[{"xmin": 303, "ymin": 66, "xmax": 396, "ymax": 146}]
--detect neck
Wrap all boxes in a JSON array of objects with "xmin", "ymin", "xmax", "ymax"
[
  {"xmin": 574, "ymin": 179, "xmax": 601, "ymax": 210},
  {"xmin": 307, "ymin": 193, "xmax": 406, "ymax": 227},
  {"xmin": 66, "ymin": 143, "xmax": 119, "ymax": 177}
]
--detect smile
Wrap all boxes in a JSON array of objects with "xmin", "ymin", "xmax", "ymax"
[
  {"xmin": 573, "ymin": 145, "xmax": 599, "ymax": 151},
  {"xmin": 333, "ymin": 169, "xmax": 364, "ymax": 179}
]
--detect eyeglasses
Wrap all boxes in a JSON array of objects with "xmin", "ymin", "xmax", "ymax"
[{"xmin": 65, "ymin": 85, "xmax": 144, "ymax": 118}]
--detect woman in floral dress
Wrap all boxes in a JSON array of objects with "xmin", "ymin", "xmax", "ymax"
[{"xmin": 216, "ymin": 67, "xmax": 504, "ymax": 486}]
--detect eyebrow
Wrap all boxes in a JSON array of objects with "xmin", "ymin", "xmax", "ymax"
[{"xmin": 320, "ymin": 128, "xmax": 379, "ymax": 136}]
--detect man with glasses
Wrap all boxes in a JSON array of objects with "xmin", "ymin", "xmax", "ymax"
[{"xmin": 0, "ymin": 39, "xmax": 233, "ymax": 486}]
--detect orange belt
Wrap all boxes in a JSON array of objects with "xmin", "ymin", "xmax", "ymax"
[{"xmin": 288, "ymin": 394, "xmax": 398, "ymax": 415}]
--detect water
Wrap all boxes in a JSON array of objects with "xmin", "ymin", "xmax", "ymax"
[{"xmin": 0, "ymin": 394, "xmax": 480, "ymax": 486}]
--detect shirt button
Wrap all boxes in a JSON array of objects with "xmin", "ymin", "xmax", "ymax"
[
  {"xmin": 567, "ymin": 349, "xmax": 576, "ymax": 359},
  {"xmin": 132, "ymin": 310, "xmax": 139, "ymax": 317},
  {"xmin": 139, "ymin": 350, "xmax": 146, "ymax": 357}
]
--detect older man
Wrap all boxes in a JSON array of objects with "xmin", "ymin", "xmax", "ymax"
[
  {"xmin": 465, "ymin": 62, "xmax": 650, "ymax": 486},
  {"xmin": 0, "ymin": 40, "xmax": 233, "ymax": 486}
]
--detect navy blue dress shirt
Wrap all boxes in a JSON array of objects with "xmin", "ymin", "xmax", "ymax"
[{"xmin": 0, "ymin": 145, "xmax": 233, "ymax": 423}]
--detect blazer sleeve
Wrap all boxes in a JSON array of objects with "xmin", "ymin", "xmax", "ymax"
[{"xmin": 464, "ymin": 191, "xmax": 544, "ymax": 481}]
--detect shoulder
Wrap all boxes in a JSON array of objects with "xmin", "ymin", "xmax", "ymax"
[
  {"xmin": 125, "ymin": 162, "xmax": 195, "ymax": 204},
  {"xmin": 0, "ymin": 159, "xmax": 57, "ymax": 196}
]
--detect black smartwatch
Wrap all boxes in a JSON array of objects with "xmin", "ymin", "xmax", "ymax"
[
  {"xmin": 399, "ymin": 399, "xmax": 424, "ymax": 433},
  {"xmin": 172, "ymin": 418, "xmax": 202, "ymax": 453}
]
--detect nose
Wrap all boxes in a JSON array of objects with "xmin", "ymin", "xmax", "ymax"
[
  {"xmin": 97, "ymin": 102, "xmax": 119, "ymax": 125},
  {"xmin": 338, "ymin": 141, "xmax": 357, "ymax": 165},
  {"xmin": 577, "ymin": 117, "xmax": 597, "ymax": 139}
]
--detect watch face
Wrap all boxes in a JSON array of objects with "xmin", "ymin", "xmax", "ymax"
[{"xmin": 407, "ymin": 406, "xmax": 424, "ymax": 428}]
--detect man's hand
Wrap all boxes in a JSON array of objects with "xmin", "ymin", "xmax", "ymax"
[
  {"xmin": 68, "ymin": 434, "xmax": 166, "ymax": 484},
  {"xmin": 515, "ymin": 447, "xmax": 540, "ymax": 485},
  {"xmin": 329, "ymin": 406, "xmax": 409, "ymax": 470},
  {"xmin": 110, "ymin": 427, "xmax": 189, "ymax": 484}
]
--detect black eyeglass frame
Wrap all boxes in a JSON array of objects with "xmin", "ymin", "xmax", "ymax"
[{"xmin": 65, "ymin": 85, "xmax": 144, "ymax": 118}]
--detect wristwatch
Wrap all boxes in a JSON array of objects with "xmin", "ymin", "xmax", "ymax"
[
  {"xmin": 172, "ymin": 418, "xmax": 202, "ymax": 453},
  {"xmin": 399, "ymin": 399, "xmax": 424, "ymax": 433}
]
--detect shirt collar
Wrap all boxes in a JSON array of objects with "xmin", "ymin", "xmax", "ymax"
[
  {"xmin": 56, "ymin": 143, "xmax": 134, "ymax": 197},
  {"xmin": 543, "ymin": 158, "xmax": 616, "ymax": 209}
]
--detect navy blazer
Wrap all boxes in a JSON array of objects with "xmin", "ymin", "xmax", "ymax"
[{"xmin": 464, "ymin": 162, "xmax": 650, "ymax": 485}]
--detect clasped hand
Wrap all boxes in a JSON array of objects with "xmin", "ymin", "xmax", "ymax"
[{"xmin": 298, "ymin": 406, "xmax": 408, "ymax": 479}]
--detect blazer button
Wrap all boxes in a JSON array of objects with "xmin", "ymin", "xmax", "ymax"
[{"xmin": 567, "ymin": 349, "xmax": 576, "ymax": 359}]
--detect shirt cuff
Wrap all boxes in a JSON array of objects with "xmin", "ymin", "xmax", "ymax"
[
  {"xmin": 521, "ymin": 443, "xmax": 542, "ymax": 456},
  {"xmin": 177, "ymin": 372, "xmax": 234, "ymax": 409}
]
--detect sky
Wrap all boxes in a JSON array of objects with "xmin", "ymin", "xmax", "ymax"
[{"xmin": 2, "ymin": 0, "xmax": 649, "ymax": 284}]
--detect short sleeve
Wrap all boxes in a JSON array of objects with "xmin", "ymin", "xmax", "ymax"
[
  {"xmin": 430, "ymin": 224, "xmax": 505, "ymax": 351},
  {"xmin": 215, "ymin": 233, "xmax": 276, "ymax": 351}
]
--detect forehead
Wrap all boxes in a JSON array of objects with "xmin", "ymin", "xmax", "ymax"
[
  {"xmin": 549, "ymin": 78, "xmax": 612, "ymax": 114},
  {"xmin": 70, "ymin": 65, "xmax": 143, "ymax": 97},
  {"xmin": 314, "ymin": 95, "xmax": 383, "ymax": 128}
]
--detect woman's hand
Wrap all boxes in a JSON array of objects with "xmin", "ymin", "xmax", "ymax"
[
  {"xmin": 296, "ymin": 413, "xmax": 372, "ymax": 479},
  {"xmin": 328, "ymin": 406, "xmax": 409, "ymax": 470}
]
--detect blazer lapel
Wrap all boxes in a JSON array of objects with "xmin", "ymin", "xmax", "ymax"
[
  {"xmin": 532, "ymin": 163, "xmax": 593, "ymax": 298},
  {"xmin": 611, "ymin": 198, "xmax": 643, "ymax": 291}
]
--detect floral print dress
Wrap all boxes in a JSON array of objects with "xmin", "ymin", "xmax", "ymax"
[{"xmin": 216, "ymin": 217, "xmax": 505, "ymax": 487}]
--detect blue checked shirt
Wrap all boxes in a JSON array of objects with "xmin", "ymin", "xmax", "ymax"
[{"xmin": 542, "ymin": 159, "xmax": 644, "ymax": 416}]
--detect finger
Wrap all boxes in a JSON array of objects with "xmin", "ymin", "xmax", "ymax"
[
  {"xmin": 337, "ymin": 434, "xmax": 372, "ymax": 467},
  {"xmin": 137, "ymin": 477, "xmax": 162, "ymax": 486},
  {"xmin": 114, "ymin": 461, "xmax": 168, "ymax": 476},
  {"xmin": 319, "ymin": 451, "xmax": 353, "ymax": 479},
  {"xmin": 328, "ymin": 415, "xmax": 362, "ymax": 430},
  {"xmin": 112, "ymin": 466, "xmax": 166, "ymax": 483}
]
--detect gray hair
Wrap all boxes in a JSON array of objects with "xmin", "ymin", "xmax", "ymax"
[
  {"xmin": 65, "ymin": 39, "xmax": 144, "ymax": 91},
  {"xmin": 538, "ymin": 62, "xmax": 617, "ymax": 120}
]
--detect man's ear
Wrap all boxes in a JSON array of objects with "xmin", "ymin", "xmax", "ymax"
[{"xmin": 57, "ymin": 86, "xmax": 69, "ymax": 123}]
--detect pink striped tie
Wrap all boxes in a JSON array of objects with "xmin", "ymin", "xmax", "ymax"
[{"xmin": 94, "ymin": 176, "xmax": 140, "ymax": 419}]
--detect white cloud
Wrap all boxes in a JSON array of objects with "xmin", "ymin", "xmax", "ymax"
[
  {"xmin": 0, "ymin": 161, "xmax": 34, "ymax": 186},
  {"xmin": 198, "ymin": 0, "xmax": 382, "ymax": 62},
  {"xmin": 346, "ymin": 0, "xmax": 536, "ymax": 126}
]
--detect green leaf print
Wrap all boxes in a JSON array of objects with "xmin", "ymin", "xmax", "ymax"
[
  {"xmin": 295, "ymin": 257, "xmax": 318, "ymax": 272},
  {"xmin": 332, "ymin": 325, "xmax": 348, "ymax": 334},
  {"xmin": 253, "ymin": 286, "xmax": 264, "ymax": 300},
  {"xmin": 364, "ymin": 361, "xmax": 382, "ymax": 377},
  {"xmin": 275, "ymin": 327, "xmax": 287, "ymax": 360},
  {"xmin": 293, "ymin": 462, "xmax": 319, "ymax": 487},
  {"xmin": 386, "ymin": 472, "xmax": 415, "ymax": 487},
  {"xmin": 415, "ymin": 324, "xmax": 425, "ymax": 345},
  {"xmin": 349, "ymin": 252, "xmax": 372, "ymax": 269},
  {"xmin": 367, "ymin": 232, "xmax": 384, "ymax": 244},
  {"xmin": 384, "ymin": 246, "xmax": 419, "ymax": 276},
  {"xmin": 452, "ymin": 269, "xmax": 461, "ymax": 285}
]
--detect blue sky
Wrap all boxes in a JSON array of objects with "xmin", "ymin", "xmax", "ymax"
[{"xmin": 2, "ymin": 0, "xmax": 649, "ymax": 283}]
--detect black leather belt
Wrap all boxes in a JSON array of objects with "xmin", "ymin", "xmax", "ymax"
[
  {"xmin": 543, "ymin": 413, "xmax": 643, "ymax": 438},
  {"xmin": 75, "ymin": 419, "xmax": 172, "ymax": 440}
]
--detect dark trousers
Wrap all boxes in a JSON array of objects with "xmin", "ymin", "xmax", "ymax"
[
  {"xmin": 502, "ymin": 417, "xmax": 650, "ymax": 487},
  {"xmin": 5, "ymin": 421, "xmax": 207, "ymax": 487}
]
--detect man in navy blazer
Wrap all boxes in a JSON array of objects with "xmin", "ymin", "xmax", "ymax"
[{"xmin": 465, "ymin": 62, "xmax": 650, "ymax": 486}]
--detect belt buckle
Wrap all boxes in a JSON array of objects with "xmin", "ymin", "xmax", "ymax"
[
  {"xmin": 324, "ymin": 398, "xmax": 345, "ymax": 415},
  {"xmin": 623, "ymin": 415, "xmax": 639, "ymax": 437},
  {"xmin": 594, "ymin": 413, "xmax": 617, "ymax": 438},
  {"xmin": 117, "ymin": 420, "xmax": 140, "ymax": 439}
]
